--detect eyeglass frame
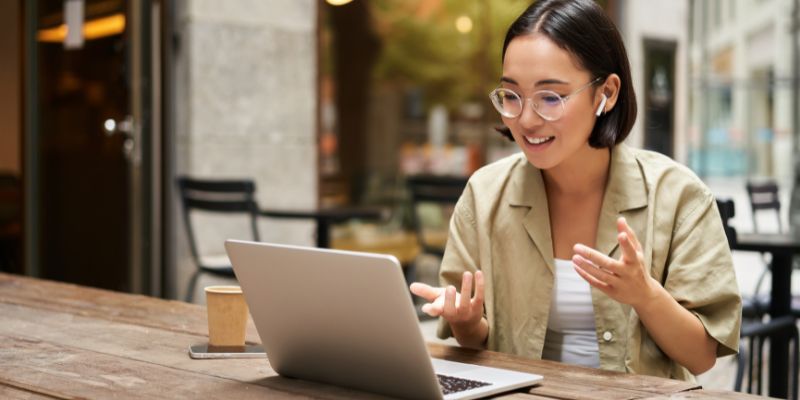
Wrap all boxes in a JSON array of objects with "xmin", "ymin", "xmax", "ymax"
[{"xmin": 489, "ymin": 76, "xmax": 603, "ymax": 121}]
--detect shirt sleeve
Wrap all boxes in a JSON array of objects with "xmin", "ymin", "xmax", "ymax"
[
  {"xmin": 436, "ymin": 183, "xmax": 482, "ymax": 340},
  {"xmin": 663, "ymin": 190, "xmax": 742, "ymax": 357}
]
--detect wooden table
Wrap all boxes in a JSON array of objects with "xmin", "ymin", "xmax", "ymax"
[{"xmin": 0, "ymin": 273, "xmax": 760, "ymax": 399}]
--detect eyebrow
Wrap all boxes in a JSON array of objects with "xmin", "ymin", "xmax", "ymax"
[{"xmin": 500, "ymin": 77, "xmax": 570, "ymax": 86}]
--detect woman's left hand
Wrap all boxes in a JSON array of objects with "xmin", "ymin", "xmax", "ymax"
[{"xmin": 572, "ymin": 217, "xmax": 660, "ymax": 308}]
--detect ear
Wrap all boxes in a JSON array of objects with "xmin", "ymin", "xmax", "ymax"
[{"xmin": 596, "ymin": 73, "xmax": 621, "ymax": 115}]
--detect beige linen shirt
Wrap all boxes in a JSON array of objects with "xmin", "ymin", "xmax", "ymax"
[{"xmin": 437, "ymin": 144, "xmax": 741, "ymax": 381}]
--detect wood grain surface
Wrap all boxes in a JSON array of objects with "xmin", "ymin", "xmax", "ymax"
[{"xmin": 0, "ymin": 273, "xmax": 764, "ymax": 399}]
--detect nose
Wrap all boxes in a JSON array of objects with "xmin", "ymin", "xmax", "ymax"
[{"xmin": 517, "ymin": 98, "xmax": 545, "ymax": 130}]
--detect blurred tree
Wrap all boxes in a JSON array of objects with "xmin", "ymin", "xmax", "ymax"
[{"xmin": 371, "ymin": 0, "xmax": 530, "ymax": 110}]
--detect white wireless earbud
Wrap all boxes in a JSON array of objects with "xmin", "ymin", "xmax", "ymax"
[{"xmin": 595, "ymin": 94, "xmax": 608, "ymax": 117}]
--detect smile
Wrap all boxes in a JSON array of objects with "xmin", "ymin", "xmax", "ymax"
[{"xmin": 525, "ymin": 136, "xmax": 554, "ymax": 145}]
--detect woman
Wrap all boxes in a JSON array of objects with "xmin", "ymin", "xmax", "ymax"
[{"xmin": 410, "ymin": 0, "xmax": 740, "ymax": 381}]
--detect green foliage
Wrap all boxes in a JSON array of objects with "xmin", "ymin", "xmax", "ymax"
[{"xmin": 370, "ymin": 0, "xmax": 531, "ymax": 110}]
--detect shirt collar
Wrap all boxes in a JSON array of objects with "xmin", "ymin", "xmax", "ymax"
[
  {"xmin": 508, "ymin": 144, "xmax": 649, "ymax": 261},
  {"xmin": 508, "ymin": 144, "xmax": 647, "ymax": 210}
]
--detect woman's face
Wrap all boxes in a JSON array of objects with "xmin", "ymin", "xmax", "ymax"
[{"xmin": 500, "ymin": 34, "xmax": 604, "ymax": 170}]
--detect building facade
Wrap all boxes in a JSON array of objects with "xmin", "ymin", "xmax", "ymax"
[{"xmin": 688, "ymin": 0, "xmax": 799, "ymax": 182}]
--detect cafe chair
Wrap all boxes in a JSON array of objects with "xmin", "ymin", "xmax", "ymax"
[
  {"xmin": 177, "ymin": 176, "xmax": 261, "ymax": 302},
  {"xmin": 405, "ymin": 175, "xmax": 466, "ymax": 317},
  {"xmin": 746, "ymin": 179, "xmax": 782, "ymax": 233},
  {"xmin": 407, "ymin": 175, "xmax": 467, "ymax": 260},
  {"xmin": 716, "ymin": 198, "xmax": 765, "ymax": 317},
  {"xmin": 719, "ymin": 196, "xmax": 769, "ymax": 317},
  {"xmin": 717, "ymin": 197, "xmax": 764, "ymax": 316},
  {"xmin": 746, "ymin": 180, "xmax": 784, "ymax": 306},
  {"xmin": 734, "ymin": 316, "xmax": 799, "ymax": 400}
]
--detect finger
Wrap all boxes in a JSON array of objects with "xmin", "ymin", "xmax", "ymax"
[
  {"xmin": 472, "ymin": 270, "xmax": 485, "ymax": 306},
  {"xmin": 442, "ymin": 285, "xmax": 457, "ymax": 318},
  {"xmin": 617, "ymin": 231, "xmax": 638, "ymax": 266},
  {"xmin": 617, "ymin": 217, "xmax": 642, "ymax": 251},
  {"xmin": 409, "ymin": 282, "xmax": 444, "ymax": 302},
  {"xmin": 573, "ymin": 254, "xmax": 617, "ymax": 282},
  {"xmin": 420, "ymin": 290, "xmax": 446, "ymax": 316},
  {"xmin": 420, "ymin": 302, "xmax": 443, "ymax": 317},
  {"xmin": 574, "ymin": 263, "xmax": 611, "ymax": 290},
  {"xmin": 432, "ymin": 291, "xmax": 446, "ymax": 310},
  {"xmin": 573, "ymin": 243, "xmax": 621, "ymax": 274},
  {"xmin": 459, "ymin": 272, "xmax": 472, "ymax": 310}
]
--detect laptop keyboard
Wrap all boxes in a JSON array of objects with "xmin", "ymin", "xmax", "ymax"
[{"xmin": 437, "ymin": 374, "xmax": 491, "ymax": 395}]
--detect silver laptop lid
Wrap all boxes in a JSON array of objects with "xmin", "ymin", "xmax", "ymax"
[{"xmin": 225, "ymin": 239, "xmax": 444, "ymax": 400}]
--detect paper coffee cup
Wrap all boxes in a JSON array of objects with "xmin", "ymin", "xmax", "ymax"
[{"xmin": 205, "ymin": 285, "xmax": 248, "ymax": 348}]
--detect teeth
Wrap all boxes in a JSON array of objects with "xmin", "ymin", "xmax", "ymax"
[{"xmin": 525, "ymin": 136, "xmax": 553, "ymax": 145}]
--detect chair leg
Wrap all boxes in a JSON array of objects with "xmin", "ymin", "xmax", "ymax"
[
  {"xmin": 734, "ymin": 343, "xmax": 745, "ymax": 392},
  {"xmin": 756, "ymin": 336, "xmax": 765, "ymax": 395},
  {"xmin": 747, "ymin": 336, "xmax": 755, "ymax": 393},
  {"xmin": 791, "ymin": 326, "xmax": 799, "ymax": 400},
  {"xmin": 185, "ymin": 270, "xmax": 201, "ymax": 303}
]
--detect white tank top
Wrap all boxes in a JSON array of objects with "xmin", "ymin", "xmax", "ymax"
[{"xmin": 541, "ymin": 258, "xmax": 601, "ymax": 368}]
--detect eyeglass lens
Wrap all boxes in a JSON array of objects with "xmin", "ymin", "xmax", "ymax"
[{"xmin": 492, "ymin": 89, "xmax": 564, "ymax": 120}]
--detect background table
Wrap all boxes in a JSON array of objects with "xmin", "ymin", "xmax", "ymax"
[
  {"xmin": 261, "ymin": 206, "xmax": 386, "ymax": 248},
  {"xmin": 332, "ymin": 230, "xmax": 421, "ymax": 265},
  {"xmin": 0, "ymin": 273, "xmax": 760, "ymax": 399}
]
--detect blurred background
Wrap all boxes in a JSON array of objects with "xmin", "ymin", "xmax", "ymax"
[{"xmin": 1, "ymin": 0, "xmax": 800, "ymax": 391}]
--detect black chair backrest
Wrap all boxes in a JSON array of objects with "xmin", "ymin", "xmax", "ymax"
[
  {"xmin": 746, "ymin": 180, "xmax": 782, "ymax": 233},
  {"xmin": 176, "ymin": 176, "xmax": 261, "ymax": 265},
  {"xmin": 736, "ymin": 315, "xmax": 800, "ymax": 399},
  {"xmin": 716, "ymin": 198, "xmax": 737, "ymax": 248},
  {"xmin": 406, "ymin": 175, "xmax": 468, "ymax": 257}
]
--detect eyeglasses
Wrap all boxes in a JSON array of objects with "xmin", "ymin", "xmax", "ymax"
[{"xmin": 489, "ymin": 77, "xmax": 602, "ymax": 121}]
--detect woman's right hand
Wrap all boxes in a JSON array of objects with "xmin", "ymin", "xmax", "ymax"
[{"xmin": 409, "ymin": 271, "xmax": 485, "ymax": 332}]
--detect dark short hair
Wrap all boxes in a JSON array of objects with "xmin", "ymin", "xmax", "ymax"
[{"xmin": 495, "ymin": 0, "xmax": 637, "ymax": 148}]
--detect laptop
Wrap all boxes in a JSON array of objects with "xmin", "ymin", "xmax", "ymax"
[{"xmin": 225, "ymin": 239, "xmax": 542, "ymax": 400}]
